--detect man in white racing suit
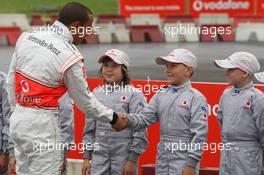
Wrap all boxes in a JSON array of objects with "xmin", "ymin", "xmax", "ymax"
[{"xmin": 6, "ymin": 2, "xmax": 128, "ymax": 175}]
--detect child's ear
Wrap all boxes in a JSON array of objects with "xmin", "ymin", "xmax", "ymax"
[
  {"xmin": 187, "ymin": 67, "xmax": 193, "ymax": 75},
  {"xmin": 242, "ymin": 71, "xmax": 249, "ymax": 78}
]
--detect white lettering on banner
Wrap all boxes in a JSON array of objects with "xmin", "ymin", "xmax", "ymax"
[
  {"xmin": 207, "ymin": 104, "xmax": 219, "ymax": 117},
  {"xmin": 193, "ymin": 0, "xmax": 250, "ymax": 12},
  {"xmin": 125, "ymin": 5, "xmax": 181, "ymax": 11}
]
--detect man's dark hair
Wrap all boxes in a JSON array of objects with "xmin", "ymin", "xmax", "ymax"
[{"xmin": 58, "ymin": 2, "xmax": 93, "ymax": 26}]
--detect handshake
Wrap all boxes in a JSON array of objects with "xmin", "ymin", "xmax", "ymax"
[{"xmin": 111, "ymin": 112, "xmax": 129, "ymax": 131}]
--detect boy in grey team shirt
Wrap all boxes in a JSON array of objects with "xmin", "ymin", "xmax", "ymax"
[
  {"xmin": 255, "ymin": 71, "xmax": 264, "ymax": 175},
  {"xmin": 214, "ymin": 52, "xmax": 264, "ymax": 175},
  {"xmin": 127, "ymin": 49, "xmax": 209, "ymax": 175}
]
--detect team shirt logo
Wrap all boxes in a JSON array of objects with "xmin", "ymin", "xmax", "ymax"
[
  {"xmin": 21, "ymin": 80, "xmax": 30, "ymax": 93},
  {"xmin": 244, "ymin": 100, "xmax": 252, "ymax": 109},
  {"xmin": 120, "ymin": 96, "xmax": 128, "ymax": 103},
  {"xmin": 180, "ymin": 100, "xmax": 189, "ymax": 109}
]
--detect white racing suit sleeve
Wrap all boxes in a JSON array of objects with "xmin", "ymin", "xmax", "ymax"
[
  {"xmin": 128, "ymin": 92, "xmax": 159, "ymax": 130},
  {"xmin": 63, "ymin": 61, "xmax": 114, "ymax": 123},
  {"xmin": 6, "ymin": 34, "xmax": 25, "ymax": 157},
  {"xmin": 186, "ymin": 96, "xmax": 209, "ymax": 168},
  {"xmin": 58, "ymin": 92, "xmax": 74, "ymax": 158},
  {"xmin": 6, "ymin": 52, "xmax": 17, "ymax": 111},
  {"xmin": 129, "ymin": 91, "xmax": 148, "ymax": 162}
]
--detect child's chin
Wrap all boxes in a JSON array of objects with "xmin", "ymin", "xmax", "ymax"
[
  {"xmin": 168, "ymin": 80, "xmax": 177, "ymax": 85},
  {"xmin": 227, "ymin": 81, "xmax": 234, "ymax": 85}
]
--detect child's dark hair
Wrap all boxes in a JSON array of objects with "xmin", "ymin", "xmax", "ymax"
[{"xmin": 98, "ymin": 64, "xmax": 131, "ymax": 86}]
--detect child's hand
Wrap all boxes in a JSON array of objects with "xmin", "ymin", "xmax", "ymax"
[
  {"xmin": 182, "ymin": 165, "xmax": 195, "ymax": 175},
  {"xmin": 82, "ymin": 159, "xmax": 91, "ymax": 175},
  {"xmin": 0, "ymin": 153, "xmax": 8, "ymax": 173},
  {"xmin": 8, "ymin": 157, "xmax": 16, "ymax": 175},
  {"xmin": 123, "ymin": 160, "xmax": 136, "ymax": 175}
]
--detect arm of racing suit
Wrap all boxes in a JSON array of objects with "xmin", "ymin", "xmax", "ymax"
[
  {"xmin": 186, "ymin": 95, "xmax": 209, "ymax": 168},
  {"xmin": 128, "ymin": 91, "xmax": 148, "ymax": 162},
  {"xmin": 6, "ymin": 32, "xmax": 26, "ymax": 111},
  {"xmin": 6, "ymin": 52, "xmax": 17, "ymax": 111},
  {"xmin": 128, "ymin": 92, "xmax": 159, "ymax": 131},
  {"xmin": 63, "ymin": 61, "xmax": 116, "ymax": 123}
]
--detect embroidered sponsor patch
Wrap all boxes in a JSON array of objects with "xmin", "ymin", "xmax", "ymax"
[
  {"xmin": 201, "ymin": 113, "xmax": 208, "ymax": 121},
  {"xmin": 180, "ymin": 100, "xmax": 189, "ymax": 108},
  {"xmin": 201, "ymin": 106, "xmax": 207, "ymax": 112},
  {"xmin": 244, "ymin": 100, "xmax": 251, "ymax": 109},
  {"xmin": 138, "ymin": 102, "xmax": 145, "ymax": 107},
  {"xmin": 120, "ymin": 96, "xmax": 128, "ymax": 102}
]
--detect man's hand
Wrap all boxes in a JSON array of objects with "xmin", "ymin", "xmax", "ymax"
[
  {"xmin": 8, "ymin": 157, "xmax": 16, "ymax": 175},
  {"xmin": 182, "ymin": 165, "xmax": 195, "ymax": 175},
  {"xmin": 122, "ymin": 160, "xmax": 136, "ymax": 175},
  {"xmin": 82, "ymin": 159, "xmax": 91, "ymax": 175},
  {"xmin": 111, "ymin": 112, "xmax": 128, "ymax": 131},
  {"xmin": 0, "ymin": 153, "xmax": 8, "ymax": 172}
]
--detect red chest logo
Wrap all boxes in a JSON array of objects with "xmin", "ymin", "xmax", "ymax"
[{"xmin": 20, "ymin": 80, "xmax": 29, "ymax": 93}]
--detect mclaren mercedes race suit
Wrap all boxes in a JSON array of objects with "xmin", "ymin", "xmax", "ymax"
[{"xmin": 6, "ymin": 20, "xmax": 115, "ymax": 175}]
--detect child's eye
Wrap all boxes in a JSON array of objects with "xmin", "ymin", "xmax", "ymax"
[{"xmin": 103, "ymin": 64, "xmax": 107, "ymax": 67}]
